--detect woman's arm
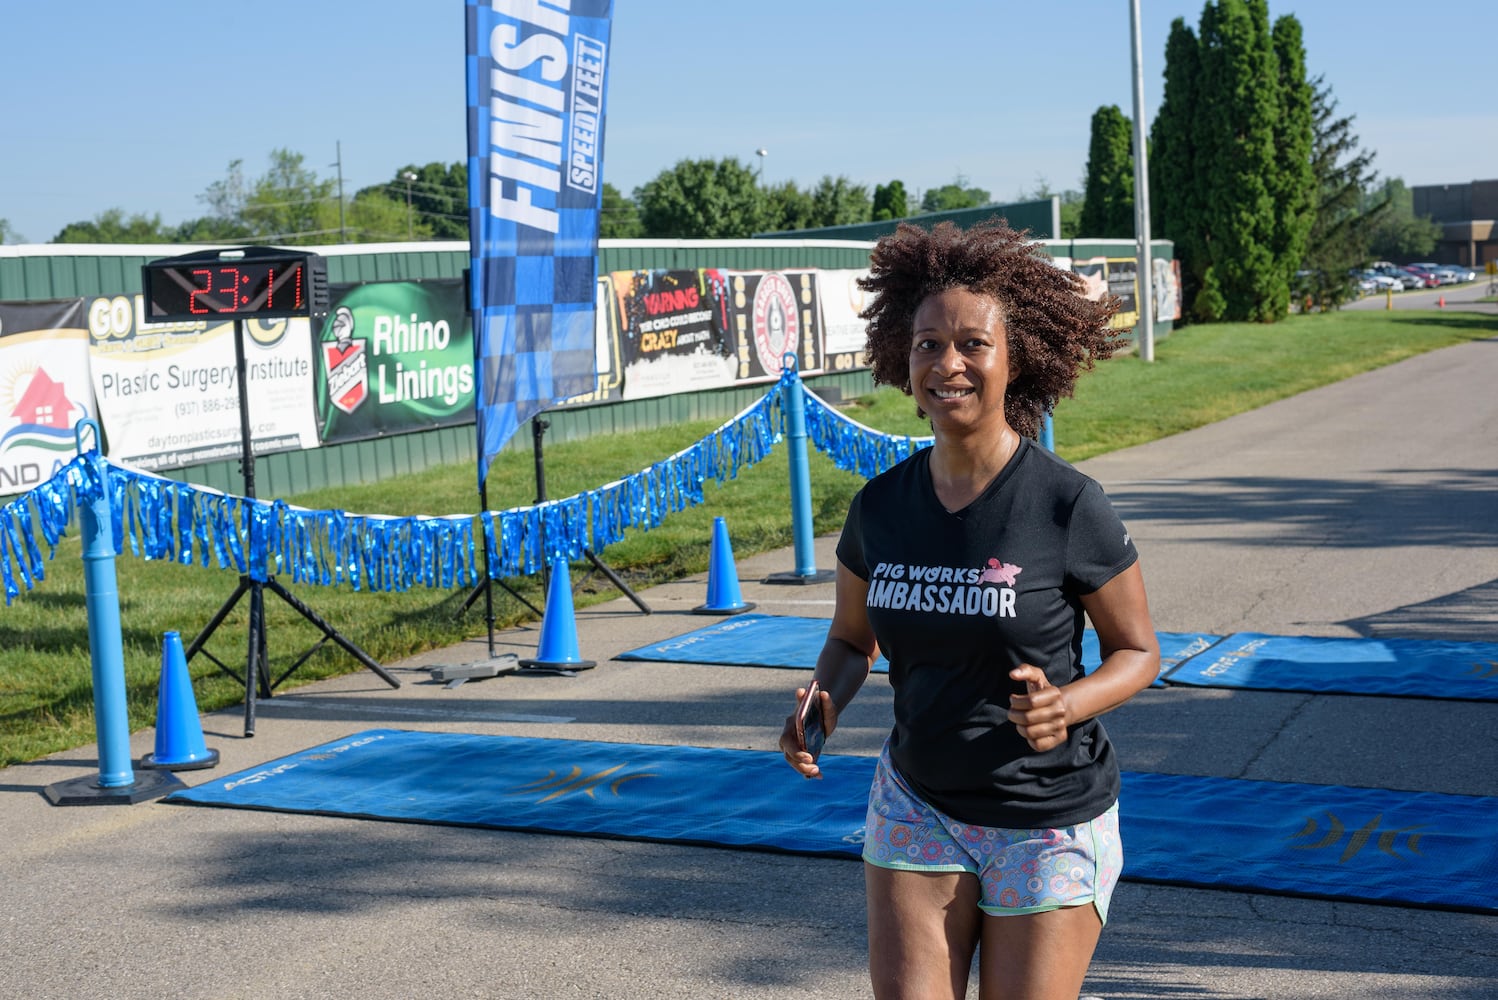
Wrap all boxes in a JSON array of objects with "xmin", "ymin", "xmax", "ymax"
[
  {"xmin": 779, "ymin": 560, "xmax": 879, "ymax": 778},
  {"xmin": 1008, "ymin": 560, "xmax": 1159, "ymax": 752}
]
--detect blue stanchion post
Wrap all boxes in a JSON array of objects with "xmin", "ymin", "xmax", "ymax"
[
  {"xmin": 1040, "ymin": 413, "xmax": 1055, "ymax": 451},
  {"xmin": 764, "ymin": 355, "xmax": 834, "ymax": 585},
  {"xmin": 45, "ymin": 421, "xmax": 183, "ymax": 805}
]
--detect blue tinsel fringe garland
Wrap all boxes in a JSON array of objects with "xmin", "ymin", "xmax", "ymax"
[{"xmin": 0, "ymin": 372, "xmax": 931, "ymax": 603}]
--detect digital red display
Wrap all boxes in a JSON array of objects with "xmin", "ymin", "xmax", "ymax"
[{"xmin": 143, "ymin": 249, "xmax": 328, "ymax": 321}]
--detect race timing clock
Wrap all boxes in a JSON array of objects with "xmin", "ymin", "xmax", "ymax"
[{"xmin": 142, "ymin": 247, "xmax": 329, "ymax": 322}]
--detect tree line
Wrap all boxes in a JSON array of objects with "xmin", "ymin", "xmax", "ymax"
[
  {"xmin": 2, "ymin": 0, "xmax": 1444, "ymax": 323},
  {"xmin": 1081, "ymin": 0, "xmax": 1441, "ymax": 318},
  {"xmin": 6, "ymin": 153, "xmax": 998, "ymax": 248}
]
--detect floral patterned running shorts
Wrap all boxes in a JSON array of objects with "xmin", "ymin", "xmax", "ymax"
[{"xmin": 862, "ymin": 740, "xmax": 1123, "ymax": 922}]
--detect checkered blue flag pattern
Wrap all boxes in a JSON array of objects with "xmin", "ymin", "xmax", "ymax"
[{"xmin": 466, "ymin": 0, "xmax": 613, "ymax": 486}]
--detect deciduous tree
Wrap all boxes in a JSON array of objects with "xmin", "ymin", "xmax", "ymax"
[
  {"xmin": 53, "ymin": 209, "xmax": 171, "ymax": 244},
  {"xmin": 1366, "ymin": 178, "xmax": 1441, "ymax": 260},
  {"xmin": 635, "ymin": 157, "xmax": 768, "ymax": 238},
  {"xmin": 872, "ymin": 180, "xmax": 909, "ymax": 221},
  {"xmin": 807, "ymin": 175, "xmax": 871, "ymax": 228},
  {"xmin": 600, "ymin": 182, "xmax": 643, "ymax": 239},
  {"xmin": 919, "ymin": 177, "xmax": 990, "ymax": 213}
]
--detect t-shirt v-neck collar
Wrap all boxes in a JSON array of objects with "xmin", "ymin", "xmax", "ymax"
[{"xmin": 922, "ymin": 437, "xmax": 1031, "ymax": 519}]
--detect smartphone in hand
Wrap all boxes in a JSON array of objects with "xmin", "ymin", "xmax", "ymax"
[{"xmin": 795, "ymin": 680, "xmax": 826, "ymax": 761}]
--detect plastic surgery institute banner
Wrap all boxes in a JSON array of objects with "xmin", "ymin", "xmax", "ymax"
[{"xmin": 466, "ymin": 0, "xmax": 614, "ymax": 486}]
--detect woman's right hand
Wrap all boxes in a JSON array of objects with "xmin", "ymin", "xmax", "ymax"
[{"xmin": 779, "ymin": 684, "xmax": 836, "ymax": 779}]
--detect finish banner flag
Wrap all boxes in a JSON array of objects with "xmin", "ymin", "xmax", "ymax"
[{"xmin": 466, "ymin": 0, "xmax": 613, "ymax": 486}]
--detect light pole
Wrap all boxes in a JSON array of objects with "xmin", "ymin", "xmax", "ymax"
[
  {"xmin": 401, "ymin": 170, "xmax": 417, "ymax": 240},
  {"xmin": 1128, "ymin": 0, "xmax": 1154, "ymax": 362},
  {"xmin": 755, "ymin": 148, "xmax": 768, "ymax": 186}
]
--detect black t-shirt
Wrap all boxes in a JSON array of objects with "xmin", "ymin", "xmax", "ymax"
[{"xmin": 837, "ymin": 438, "xmax": 1138, "ymax": 828}]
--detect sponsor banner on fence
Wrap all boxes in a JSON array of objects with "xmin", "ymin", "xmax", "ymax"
[
  {"xmin": 557, "ymin": 277, "xmax": 624, "ymax": 408},
  {"xmin": 84, "ymin": 295, "xmax": 317, "ymax": 472},
  {"xmin": 1107, "ymin": 258, "xmax": 1139, "ymax": 330},
  {"xmin": 727, "ymin": 270, "xmax": 824, "ymax": 382},
  {"xmin": 314, "ymin": 280, "xmax": 474, "ymax": 445},
  {"xmin": 818, "ymin": 268, "xmax": 871, "ymax": 372},
  {"xmin": 1154, "ymin": 258, "xmax": 1182, "ymax": 321},
  {"xmin": 1073, "ymin": 256, "xmax": 1108, "ymax": 303},
  {"xmin": 0, "ymin": 299, "xmax": 95, "ymax": 496},
  {"xmin": 613, "ymin": 269, "xmax": 736, "ymax": 401}
]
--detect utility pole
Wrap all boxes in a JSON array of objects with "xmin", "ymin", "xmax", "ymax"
[{"xmin": 332, "ymin": 141, "xmax": 346, "ymax": 243}]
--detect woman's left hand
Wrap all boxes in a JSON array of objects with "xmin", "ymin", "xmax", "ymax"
[{"xmin": 1007, "ymin": 664, "xmax": 1070, "ymax": 751}]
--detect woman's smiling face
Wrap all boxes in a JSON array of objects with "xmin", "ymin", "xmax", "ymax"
[{"xmin": 909, "ymin": 287, "xmax": 1013, "ymax": 433}]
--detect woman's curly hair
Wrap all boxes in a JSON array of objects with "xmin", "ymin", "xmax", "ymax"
[{"xmin": 858, "ymin": 219, "xmax": 1125, "ymax": 438}]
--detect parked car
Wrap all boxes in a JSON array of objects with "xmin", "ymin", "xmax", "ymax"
[
  {"xmin": 1359, "ymin": 270, "xmax": 1402, "ymax": 292},
  {"xmin": 1374, "ymin": 265, "xmax": 1423, "ymax": 290},
  {"xmin": 1401, "ymin": 266, "xmax": 1440, "ymax": 288},
  {"xmin": 1435, "ymin": 265, "xmax": 1476, "ymax": 283}
]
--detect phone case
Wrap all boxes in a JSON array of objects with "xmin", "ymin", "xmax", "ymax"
[{"xmin": 795, "ymin": 680, "xmax": 826, "ymax": 761}]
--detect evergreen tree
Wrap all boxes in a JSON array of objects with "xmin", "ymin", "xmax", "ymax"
[
  {"xmin": 1266, "ymin": 14, "xmax": 1316, "ymax": 321},
  {"xmin": 1151, "ymin": 3, "xmax": 1317, "ymax": 322},
  {"xmin": 1150, "ymin": 18, "xmax": 1203, "ymax": 312},
  {"xmin": 1195, "ymin": 0, "xmax": 1282, "ymax": 322},
  {"xmin": 1078, "ymin": 105, "xmax": 1135, "ymax": 237},
  {"xmin": 1299, "ymin": 75, "xmax": 1386, "ymax": 310}
]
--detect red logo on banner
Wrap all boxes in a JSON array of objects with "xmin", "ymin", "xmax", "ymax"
[
  {"xmin": 751, "ymin": 272, "xmax": 800, "ymax": 374},
  {"xmin": 323, "ymin": 338, "xmax": 368, "ymax": 415}
]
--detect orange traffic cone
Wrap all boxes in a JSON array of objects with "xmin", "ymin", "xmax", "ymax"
[{"xmin": 1438, "ymin": 295, "xmax": 1445, "ymax": 308}]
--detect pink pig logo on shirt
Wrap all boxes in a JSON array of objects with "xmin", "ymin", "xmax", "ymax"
[{"xmin": 978, "ymin": 557, "xmax": 1022, "ymax": 586}]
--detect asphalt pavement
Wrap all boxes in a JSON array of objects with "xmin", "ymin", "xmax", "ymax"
[{"xmin": 2, "ymin": 314, "xmax": 1496, "ymax": 999}]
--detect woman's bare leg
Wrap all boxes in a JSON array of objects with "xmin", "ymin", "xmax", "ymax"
[{"xmin": 866, "ymin": 863, "xmax": 983, "ymax": 999}]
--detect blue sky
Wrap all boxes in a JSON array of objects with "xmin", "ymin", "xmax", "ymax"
[{"xmin": 2, "ymin": 1, "xmax": 1494, "ymax": 244}]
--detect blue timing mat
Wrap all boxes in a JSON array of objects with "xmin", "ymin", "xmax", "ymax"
[
  {"xmin": 1162, "ymin": 632, "xmax": 1498, "ymax": 701},
  {"xmin": 169, "ymin": 729, "xmax": 1498, "ymax": 913},
  {"xmin": 615, "ymin": 613, "xmax": 888, "ymax": 672},
  {"xmin": 616, "ymin": 614, "xmax": 1214, "ymax": 686}
]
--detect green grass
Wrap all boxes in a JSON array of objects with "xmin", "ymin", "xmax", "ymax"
[{"xmin": 2, "ymin": 309, "xmax": 1492, "ymax": 766}]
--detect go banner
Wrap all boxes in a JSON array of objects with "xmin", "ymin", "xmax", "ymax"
[
  {"xmin": 0, "ymin": 299, "xmax": 95, "ymax": 496},
  {"xmin": 314, "ymin": 280, "xmax": 474, "ymax": 445},
  {"xmin": 84, "ymin": 295, "xmax": 317, "ymax": 473}
]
